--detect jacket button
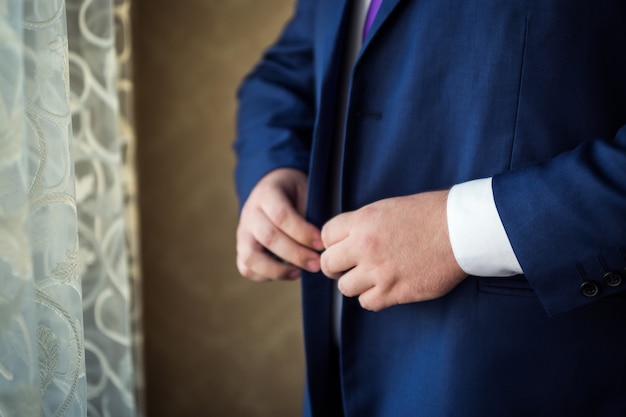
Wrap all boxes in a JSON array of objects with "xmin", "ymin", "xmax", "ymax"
[
  {"xmin": 603, "ymin": 271, "xmax": 623, "ymax": 287},
  {"xmin": 580, "ymin": 281, "xmax": 600, "ymax": 297}
]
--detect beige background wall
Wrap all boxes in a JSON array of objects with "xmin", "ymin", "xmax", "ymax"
[{"xmin": 133, "ymin": 1, "xmax": 304, "ymax": 416}]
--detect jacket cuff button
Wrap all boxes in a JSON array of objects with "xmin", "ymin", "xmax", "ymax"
[
  {"xmin": 603, "ymin": 271, "xmax": 623, "ymax": 287},
  {"xmin": 580, "ymin": 281, "xmax": 600, "ymax": 297}
]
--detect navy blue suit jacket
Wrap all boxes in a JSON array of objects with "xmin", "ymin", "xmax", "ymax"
[{"xmin": 234, "ymin": 1, "xmax": 626, "ymax": 416}]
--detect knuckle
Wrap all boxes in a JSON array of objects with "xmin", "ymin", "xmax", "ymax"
[
  {"xmin": 377, "ymin": 272, "xmax": 395, "ymax": 290},
  {"xmin": 236, "ymin": 251, "xmax": 254, "ymax": 273},
  {"xmin": 256, "ymin": 224, "xmax": 278, "ymax": 247},
  {"xmin": 337, "ymin": 278, "xmax": 353, "ymax": 296},
  {"xmin": 359, "ymin": 295, "xmax": 381, "ymax": 312},
  {"xmin": 268, "ymin": 205, "xmax": 289, "ymax": 227},
  {"xmin": 359, "ymin": 233, "xmax": 379, "ymax": 253},
  {"xmin": 237, "ymin": 260, "xmax": 253, "ymax": 278},
  {"xmin": 358, "ymin": 205, "xmax": 376, "ymax": 222},
  {"xmin": 236, "ymin": 251, "xmax": 263, "ymax": 281}
]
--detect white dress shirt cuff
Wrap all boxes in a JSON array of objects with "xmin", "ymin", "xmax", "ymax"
[{"xmin": 447, "ymin": 178, "xmax": 523, "ymax": 277}]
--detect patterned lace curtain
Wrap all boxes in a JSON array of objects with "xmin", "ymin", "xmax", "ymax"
[{"xmin": 0, "ymin": 0, "xmax": 143, "ymax": 416}]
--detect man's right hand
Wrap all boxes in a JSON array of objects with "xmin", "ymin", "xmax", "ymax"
[{"xmin": 236, "ymin": 168, "xmax": 323, "ymax": 282}]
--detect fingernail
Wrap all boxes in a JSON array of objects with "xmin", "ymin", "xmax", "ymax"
[
  {"xmin": 289, "ymin": 270, "xmax": 300, "ymax": 280},
  {"xmin": 312, "ymin": 240, "xmax": 324, "ymax": 251}
]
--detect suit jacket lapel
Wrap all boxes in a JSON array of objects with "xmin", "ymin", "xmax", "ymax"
[
  {"xmin": 358, "ymin": 0, "xmax": 404, "ymax": 60},
  {"xmin": 308, "ymin": 0, "xmax": 351, "ymax": 216},
  {"xmin": 316, "ymin": 0, "xmax": 350, "ymax": 78}
]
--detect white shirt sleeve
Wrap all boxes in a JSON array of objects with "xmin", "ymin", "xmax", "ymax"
[{"xmin": 446, "ymin": 178, "xmax": 523, "ymax": 277}]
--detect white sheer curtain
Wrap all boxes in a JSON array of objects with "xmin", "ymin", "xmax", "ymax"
[{"xmin": 0, "ymin": 0, "xmax": 143, "ymax": 416}]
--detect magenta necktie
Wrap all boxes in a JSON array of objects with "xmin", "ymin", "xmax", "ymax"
[{"xmin": 363, "ymin": 0, "xmax": 383, "ymax": 40}]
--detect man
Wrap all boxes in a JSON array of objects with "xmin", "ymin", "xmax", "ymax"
[{"xmin": 234, "ymin": 0, "xmax": 626, "ymax": 416}]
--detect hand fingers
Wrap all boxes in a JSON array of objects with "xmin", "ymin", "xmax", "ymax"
[
  {"xmin": 320, "ymin": 237, "xmax": 357, "ymax": 279},
  {"xmin": 236, "ymin": 231, "xmax": 300, "ymax": 281},
  {"xmin": 339, "ymin": 272, "xmax": 391, "ymax": 312},
  {"xmin": 263, "ymin": 191, "xmax": 324, "ymax": 252},
  {"xmin": 321, "ymin": 211, "xmax": 353, "ymax": 249},
  {"xmin": 357, "ymin": 288, "xmax": 388, "ymax": 312},
  {"xmin": 246, "ymin": 206, "xmax": 321, "ymax": 272},
  {"xmin": 236, "ymin": 168, "xmax": 321, "ymax": 282},
  {"xmin": 337, "ymin": 266, "xmax": 375, "ymax": 298}
]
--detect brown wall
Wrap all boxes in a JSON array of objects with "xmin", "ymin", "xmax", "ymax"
[{"xmin": 133, "ymin": 1, "xmax": 304, "ymax": 416}]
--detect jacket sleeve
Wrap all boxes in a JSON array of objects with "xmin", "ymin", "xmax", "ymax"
[
  {"xmin": 233, "ymin": 0, "xmax": 317, "ymax": 208},
  {"xmin": 493, "ymin": 125, "xmax": 626, "ymax": 316}
]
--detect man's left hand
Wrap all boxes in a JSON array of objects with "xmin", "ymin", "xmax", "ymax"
[{"xmin": 320, "ymin": 190, "xmax": 468, "ymax": 311}]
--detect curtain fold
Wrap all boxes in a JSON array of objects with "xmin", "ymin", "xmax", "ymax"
[
  {"xmin": 113, "ymin": 0, "xmax": 144, "ymax": 412},
  {"xmin": 0, "ymin": 0, "xmax": 143, "ymax": 416}
]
